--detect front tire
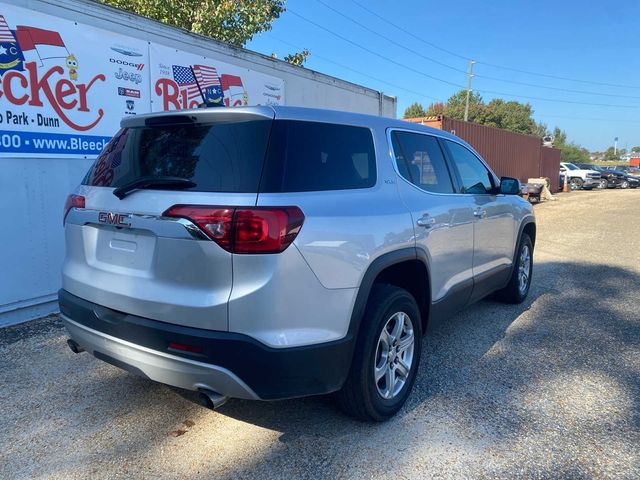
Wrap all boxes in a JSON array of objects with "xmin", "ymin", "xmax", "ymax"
[
  {"xmin": 599, "ymin": 179, "xmax": 608, "ymax": 189},
  {"xmin": 621, "ymin": 180, "xmax": 629, "ymax": 189},
  {"xmin": 336, "ymin": 284, "xmax": 422, "ymax": 421},
  {"xmin": 569, "ymin": 177, "xmax": 583, "ymax": 190},
  {"xmin": 496, "ymin": 233, "xmax": 533, "ymax": 304}
]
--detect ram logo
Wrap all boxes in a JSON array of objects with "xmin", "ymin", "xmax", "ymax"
[{"xmin": 98, "ymin": 212, "xmax": 131, "ymax": 227}]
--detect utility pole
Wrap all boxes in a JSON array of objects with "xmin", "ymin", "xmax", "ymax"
[
  {"xmin": 614, "ymin": 137, "xmax": 618, "ymax": 155},
  {"xmin": 464, "ymin": 60, "xmax": 475, "ymax": 122}
]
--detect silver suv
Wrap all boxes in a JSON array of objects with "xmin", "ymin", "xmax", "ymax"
[{"xmin": 60, "ymin": 106, "xmax": 535, "ymax": 421}]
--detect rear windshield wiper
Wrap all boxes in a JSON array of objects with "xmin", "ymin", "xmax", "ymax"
[{"xmin": 113, "ymin": 176, "xmax": 196, "ymax": 199}]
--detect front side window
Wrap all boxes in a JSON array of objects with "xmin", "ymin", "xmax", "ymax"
[
  {"xmin": 442, "ymin": 140, "xmax": 494, "ymax": 194},
  {"xmin": 390, "ymin": 131, "xmax": 454, "ymax": 193}
]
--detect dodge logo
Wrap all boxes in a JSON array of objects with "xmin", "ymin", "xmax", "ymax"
[{"xmin": 98, "ymin": 212, "xmax": 131, "ymax": 227}]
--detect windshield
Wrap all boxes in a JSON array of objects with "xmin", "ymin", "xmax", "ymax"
[{"xmin": 564, "ymin": 163, "xmax": 578, "ymax": 170}]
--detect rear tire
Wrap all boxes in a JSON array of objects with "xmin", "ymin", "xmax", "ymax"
[
  {"xmin": 495, "ymin": 233, "xmax": 533, "ymax": 304},
  {"xmin": 599, "ymin": 179, "xmax": 608, "ymax": 189},
  {"xmin": 621, "ymin": 180, "xmax": 629, "ymax": 189},
  {"xmin": 336, "ymin": 284, "xmax": 422, "ymax": 422}
]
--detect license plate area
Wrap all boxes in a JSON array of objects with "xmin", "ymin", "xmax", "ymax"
[{"xmin": 85, "ymin": 224, "xmax": 156, "ymax": 272}]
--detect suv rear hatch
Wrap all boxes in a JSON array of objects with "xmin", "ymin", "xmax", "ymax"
[{"xmin": 62, "ymin": 108, "xmax": 275, "ymax": 331}]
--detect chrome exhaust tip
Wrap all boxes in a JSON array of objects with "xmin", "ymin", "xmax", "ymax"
[
  {"xmin": 198, "ymin": 388, "xmax": 229, "ymax": 410},
  {"xmin": 67, "ymin": 338, "xmax": 85, "ymax": 354}
]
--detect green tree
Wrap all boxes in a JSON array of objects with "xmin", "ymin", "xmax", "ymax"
[
  {"xmin": 604, "ymin": 146, "xmax": 620, "ymax": 161},
  {"xmin": 442, "ymin": 90, "xmax": 541, "ymax": 135},
  {"xmin": 551, "ymin": 127, "xmax": 567, "ymax": 146},
  {"xmin": 442, "ymin": 90, "xmax": 484, "ymax": 123},
  {"xmin": 425, "ymin": 101, "xmax": 445, "ymax": 116},
  {"xmin": 550, "ymin": 127, "xmax": 590, "ymax": 163},
  {"xmin": 558, "ymin": 144, "xmax": 590, "ymax": 164},
  {"xmin": 283, "ymin": 48, "xmax": 310, "ymax": 66},
  {"xmin": 101, "ymin": 0, "xmax": 285, "ymax": 46},
  {"xmin": 482, "ymin": 99, "xmax": 537, "ymax": 134},
  {"xmin": 632, "ymin": 146, "xmax": 640, "ymax": 153},
  {"xmin": 532, "ymin": 121, "xmax": 548, "ymax": 138},
  {"xmin": 403, "ymin": 102, "xmax": 427, "ymax": 118}
]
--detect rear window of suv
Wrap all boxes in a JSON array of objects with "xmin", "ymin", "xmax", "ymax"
[
  {"xmin": 84, "ymin": 119, "xmax": 272, "ymax": 193},
  {"xmin": 84, "ymin": 119, "xmax": 376, "ymax": 193}
]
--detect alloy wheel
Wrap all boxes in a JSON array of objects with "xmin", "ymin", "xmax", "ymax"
[
  {"xmin": 518, "ymin": 244, "xmax": 531, "ymax": 295},
  {"xmin": 374, "ymin": 311, "xmax": 415, "ymax": 400}
]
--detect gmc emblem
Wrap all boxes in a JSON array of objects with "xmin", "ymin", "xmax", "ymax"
[{"xmin": 98, "ymin": 212, "xmax": 131, "ymax": 227}]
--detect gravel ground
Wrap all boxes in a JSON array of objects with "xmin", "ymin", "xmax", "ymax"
[{"xmin": 1, "ymin": 188, "xmax": 639, "ymax": 479}]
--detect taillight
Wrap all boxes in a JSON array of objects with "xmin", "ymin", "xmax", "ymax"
[
  {"xmin": 63, "ymin": 194, "xmax": 85, "ymax": 225},
  {"xmin": 163, "ymin": 205, "xmax": 304, "ymax": 254}
]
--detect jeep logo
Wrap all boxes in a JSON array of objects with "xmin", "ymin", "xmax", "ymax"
[
  {"xmin": 98, "ymin": 212, "xmax": 131, "ymax": 227},
  {"xmin": 114, "ymin": 67, "xmax": 143, "ymax": 84}
]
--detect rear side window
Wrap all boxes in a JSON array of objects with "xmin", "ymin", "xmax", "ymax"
[
  {"xmin": 83, "ymin": 119, "xmax": 272, "ymax": 193},
  {"xmin": 391, "ymin": 131, "xmax": 454, "ymax": 193},
  {"xmin": 260, "ymin": 120, "xmax": 376, "ymax": 192}
]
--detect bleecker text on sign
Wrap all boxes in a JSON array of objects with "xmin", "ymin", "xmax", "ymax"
[{"xmin": 0, "ymin": 63, "xmax": 105, "ymax": 131}]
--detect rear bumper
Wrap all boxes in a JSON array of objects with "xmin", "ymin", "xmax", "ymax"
[
  {"xmin": 59, "ymin": 289, "xmax": 354, "ymax": 400},
  {"xmin": 62, "ymin": 316, "xmax": 260, "ymax": 399}
]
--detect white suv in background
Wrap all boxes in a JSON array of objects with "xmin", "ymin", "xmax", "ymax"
[{"xmin": 60, "ymin": 106, "xmax": 536, "ymax": 421}]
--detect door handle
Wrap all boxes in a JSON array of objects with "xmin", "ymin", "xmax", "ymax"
[
  {"xmin": 473, "ymin": 208, "xmax": 486, "ymax": 218},
  {"xmin": 416, "ymin": 215, "xmax": 436, "ymax": 228}
]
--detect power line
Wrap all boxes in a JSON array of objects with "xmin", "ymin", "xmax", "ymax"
[
  {"xmin": 287, "ymin": 8, "xmax": 639, "ymax": 109},
  {"xmin": 476, "ymin": 89, "xmax": 637, "ymax": 108},
  {"xmin": 476, "ymin": 61, "xmax": 640, "ymax": 90},
  {"xmin": 286, "ymin": 9, "xmax": 466, "ymax": 89},
  {"xmin": 320, "ymin": 0, "xmax": 640, "ymax": 100},
  {"xmin": 314, "ymin": 0, "xmax": 467, "ymax": 75},
  {"xmin": 533, "ymin": 113, "xmax": 640, "ymax": 124},
  {"xmin": 475, "ymin": 74, "xmax": 640, "ymax": 100},
  {"xmin": 270, "ymin": 36, "xmax": 640, "ymax": 125},
  {"xmin": 349, "ymin": 0, "xmax": 640, "ymax": 90},
  {"xmin": 350, "ymin": 0, "xmax": 470, "ymax": 61},
  {"xmin": 269, "ymin": 35, "xmax": 440, "ymax": 102}
]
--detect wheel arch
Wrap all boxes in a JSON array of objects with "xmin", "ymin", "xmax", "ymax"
[{"xmin": 348, "ymin": 248, "xmax": 431, "ymax": 342}]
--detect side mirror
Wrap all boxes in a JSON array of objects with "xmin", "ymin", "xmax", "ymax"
[{"xmin": 500, "ymin": 176, "xmax": 521, "ymax": 195}]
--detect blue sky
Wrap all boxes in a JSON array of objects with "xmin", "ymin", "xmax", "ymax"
[{"xmin": 247, "ymin": 0, "xmax": 640, "ymax": 152}]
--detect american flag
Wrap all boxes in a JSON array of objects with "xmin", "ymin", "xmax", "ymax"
[
  {"xmin": 172, "ymin": 64, "xmax": 222, "ymax": 103},
  {"xmin": 0, "ymin": 15, "xmax": 15, "ymax": 43}
]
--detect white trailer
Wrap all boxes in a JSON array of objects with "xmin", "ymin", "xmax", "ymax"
[{"xmin": 0, "ymin": 0, "xmax": 396, "ymax": 326}]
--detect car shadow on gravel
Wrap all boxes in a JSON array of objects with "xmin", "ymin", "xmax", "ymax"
[
  {"xmin": 2, "ymin": 261, "xmax": 638, "ymax": 479},
  {"xmin": 201, "ymin": 261, "xmax": 639, "ymax": 478}
]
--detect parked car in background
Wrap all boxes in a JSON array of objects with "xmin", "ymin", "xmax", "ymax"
[
  {"xmin": 610, "ymin": 165, "xmax": 640, "ymax": 177},
  {"xmin": 603, "ymin": 167, "xmax": 640, "ymax": 188},
  {"xmin": 576, "ymin": 164, "xmax": 627, "ymax": 189},
  {"xmin": 559, "ymin": 162, "xmax": 600, "ymax": 190}
]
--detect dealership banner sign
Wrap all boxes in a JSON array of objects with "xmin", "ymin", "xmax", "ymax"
[
  {"xmin": 0, "ymin": 2, "xmax": 150, "ymax": 157},
  {"xmin": 149, "ymin": 43, "xmax": 284, "ymax": 112},
  {"xmin": 0, "ymin": 2, "xmax": 285, "ymax": 158}
]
